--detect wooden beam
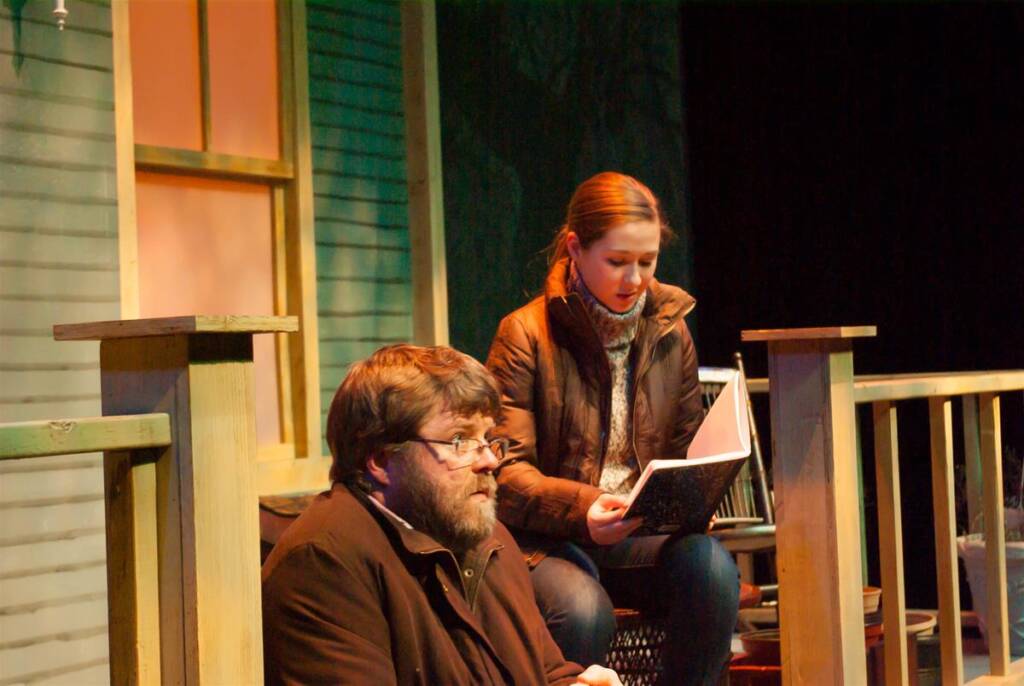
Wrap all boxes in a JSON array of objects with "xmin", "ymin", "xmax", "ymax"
[
  {"xmin": 929, "ymin": 396, "xmax": 965, "ymax": 686},
  {"xmin": 854, "ymin": 370, "xmax": 1024, "ymax": 403},
  {"xmin": 282, "ymin": 0, "xmax": 323, "ymax": 459},
  {"xmin": 873, "ymin": 401, "xmax": 909, "ymax": 686},
  {"xmin": 271, "ymin": 186, "xmax": 295, "ymax": 447},
  {"xmin": 104, "ymin": 449, "xmax": 162, "ymax": 686},
  {"xmin": 0, "ymin": 414, "xmax": 171, "ymax": 460},
  {"xmin": 757, "ymin": 335, "xmax": 867, "ymax": 685},
  {"xmin": 97, "ymin": 322, "xmax": 267, "ymax": 684},
  {"xmin": 197, "ymin": 0, "xmax": 212, "ymax": 150},
  {"xmin": 134, "ymin": 144, "xmax": 294, "ymax": 182},
  {"xmin": 741, "ymin": 326, "xmax": 877, "ymax": 342},
  {"xmin": 980, "ymin": 393, "xmax": 1011, "ymax": 676},
  {"xmin": 965, "ymin": 395, "xmax": 986, "ymax": 533},
  {"xmin": 111, "ymin": 0, "xmax": 139, "ymax": 319},
  {"xmin": 55, "ymin": 314, "xmax": 298, "ymax": 340},
  {"xmin": 732, "ymin": 370, "xmax": 1024, "ymax": 401},
  {"xmin": 255, "ymin": 454, "xmax": 332, "ymax": 497},
  {"xmin": 402, "ymin": 0, "xmax": 450, "ymax": 346}
]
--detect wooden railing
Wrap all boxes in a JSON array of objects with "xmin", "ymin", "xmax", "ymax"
[
  {"xmin": 744, "ymin": 326, "xmax": 1024, "ymax": 686},
  {"xmin": 0, "ymin": 315, "xmax": 295, "ymax": 686}
]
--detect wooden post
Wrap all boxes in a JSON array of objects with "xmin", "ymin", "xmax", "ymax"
[
  {"xmin": 402, "ymin": 0, "xmax": 450, "ymax": 346},
  {"xmin": 742, "ymin": 326, "xmax": 876, "ymax": 686},
  {"xmin": 873, "ymin": 400, "xmax": 910, "ymax": 686},
  {"xmin": 928, "ymin": 396, "xmax": 965, "ymax": 685},
  {"xmin": 964, "ymin": 394, "xmax": 985, "ymax": 534},
  {"xmin": 979, "ymin": 393, "xmax": 1010, "ymax": 676},
  {"xmin": 55, "ymin": 315, "xmax": 297, "ymax": 686}
]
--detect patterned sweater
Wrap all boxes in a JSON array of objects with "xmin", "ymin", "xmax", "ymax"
[{"xmin": 567, "ymin": 264, "xmax": 646, "ymax": 494}]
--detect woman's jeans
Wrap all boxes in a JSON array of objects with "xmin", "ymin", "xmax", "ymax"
[{"xmin": 529, "ymin": 533, "xmax": 739, "ymax": 686}]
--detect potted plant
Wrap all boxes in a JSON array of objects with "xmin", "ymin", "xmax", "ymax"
[{"xmin": 956, "ymin": 446, "xmax": 1024, "ymax": 656}]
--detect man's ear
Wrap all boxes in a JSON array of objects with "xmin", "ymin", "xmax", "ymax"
[
  {"xmin": 565, "ymin": 231, "xmax": 582, "ymax": 262},
  {"xmin": 365, "ymin": 452, "xmax": 391, "ymax": 487}
]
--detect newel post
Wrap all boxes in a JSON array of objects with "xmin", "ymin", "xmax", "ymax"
[
  {"xmin": 55, "ymin": 315, "xmax": 298, "ymax": 686},
  {"xmin": 741, "ymin": 326, "xmax": 876, "ymax": 686}
]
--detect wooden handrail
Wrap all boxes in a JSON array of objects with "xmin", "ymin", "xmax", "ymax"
[
  {"xmin": 744, "ymin": 370, "xmax": 1024, "ymax": 400},
  {"xmin": 0, "ymin": 413, "xmax": 171, "ymax": 460},
  {"xmin": 854, "ymin": 370, "xmax": 1024, "ymax": 403},
  {"xmin": 744, "ymin": 326, "xmax": 1024, "ymax": 686}
]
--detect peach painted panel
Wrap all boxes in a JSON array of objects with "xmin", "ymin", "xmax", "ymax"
[
  {"xmin": 135, "ymin": 172, "xmax": 281, "ymax": 445},
  {"xmin": 207, "ymin": 0, "xmax": 280, "ymax": 159},
  {"xmin": 130, "ymin": 0, "xmax": 203, "ymax": 149}
]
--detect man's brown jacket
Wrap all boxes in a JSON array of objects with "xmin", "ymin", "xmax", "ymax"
[
  {"xmin": 485, "ymin": 259, "xmax": 703, "ymax": 548},
  {"xmin": 262, "ymin": 483, "xmax": 582, "ymax": 685}
]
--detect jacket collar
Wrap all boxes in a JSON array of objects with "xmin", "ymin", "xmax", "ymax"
[
  {"xmin": 544, "ymin": 257, "xmax": 696, "ymax": 339},
  {"xmin": 345, "ymin": 484, "xmax": 503, "ymax": 592}
]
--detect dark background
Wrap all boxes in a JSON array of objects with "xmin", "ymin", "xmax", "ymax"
[{"xmin": 438, "ymin": 2, "xmax": 1024, "ymax": 611}]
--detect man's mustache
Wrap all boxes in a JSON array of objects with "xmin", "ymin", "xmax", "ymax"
[{"xmin": 468, "ymin": 474, "xmax": 497, "ymax": 499}]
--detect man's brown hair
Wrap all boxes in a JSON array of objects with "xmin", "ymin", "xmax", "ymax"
[{"xmin": 326, "ymin": 344, "xmax": 501, "ymax": 483}]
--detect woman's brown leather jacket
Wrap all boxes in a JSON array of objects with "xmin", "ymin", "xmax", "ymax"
[{"xmin": 485, "ymin": 259, "xmax": 703, "ymax": 549}]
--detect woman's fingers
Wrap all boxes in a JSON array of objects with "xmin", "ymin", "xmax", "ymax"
[
  {"xmin": 587, "ymin": 492, "xmax": 643, "ymax": 544},
  {"xmin": 607, "ymin": 516, "xmax": 644, "ymax": 536},
  {"xmin": 594, "ymin": 493, "xmax": 631, "ymax": 510},
  {"xmin": 589, "ymin": 506, "xmax": 625, "ymax": 525}
]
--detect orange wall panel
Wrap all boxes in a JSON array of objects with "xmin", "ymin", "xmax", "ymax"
[
  {"xmin": 130, "ymin": 0, "xmax": 203, "ymax": 150},
  {"xmin": 135, "ymin": 172, "xmax": 281, "ymax": 446},
  {"xmin": 207, "ymin": 0, "xmax": 280, "ymax": 159}
]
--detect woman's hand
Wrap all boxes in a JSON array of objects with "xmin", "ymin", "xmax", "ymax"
[
  {"xmin": 586, "ymin": 493, "xmax": 644, "ymax": 546},
  {"xmin": 573, "ymin": 664, "xmax": 624, "ymax": 686}
]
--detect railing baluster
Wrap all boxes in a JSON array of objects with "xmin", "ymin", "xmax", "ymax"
[
  {"xmin": 979, "ymin": 393, "xmax": 1011, "ymax": 676},
  {"xmin": 929, "ymin": 396, "xmax": 965, "ymax": 685},
  {"xmin": 104, "ymin": 449, "xmax": 162, "ymax": 685},
  {"xmin": 873, "ymin": 400, "xmax": 909, "ymax": 685},
  {"xmin": 964, "ymin": 394, "xmax": 985, "ymax": 533}
]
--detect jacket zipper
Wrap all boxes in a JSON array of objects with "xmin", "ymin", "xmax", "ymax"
[{"xmin": 630, "ymin": 319, "xmax": 678, "ymax": 466}]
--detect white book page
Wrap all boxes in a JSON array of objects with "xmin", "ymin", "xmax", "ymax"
[
  {"xmin": 625, "ymin": 372, "xmax": 751, "ymax": 507},
  {"xmin": 685, "ymin": 371, "xmax": 750, "ymax": 461}
]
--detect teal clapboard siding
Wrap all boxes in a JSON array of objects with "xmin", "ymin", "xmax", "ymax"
[
  {"xmin": 0, "ymin": 0, "xmax": 119, "ymax": 683},
  {"xmin": 306, "ymin": 0, "xmax": 412, "ymax": 449}
]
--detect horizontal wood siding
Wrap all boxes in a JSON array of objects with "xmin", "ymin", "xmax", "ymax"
[
  {"xmin": 307, "ymin": 0, "xmax": 412, "ymax": 453},
  {"xmin": 0, "ymin": 0, "xmax": 117, "ymax": 682}
]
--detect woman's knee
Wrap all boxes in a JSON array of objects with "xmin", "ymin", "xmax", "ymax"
[
  {"xmin": 531, "ymin": 556, "xmax": 615, "ymax": 633},
  {"xmin": 659, "ymin": 534, "xmax": 740, "ymax": 596}
]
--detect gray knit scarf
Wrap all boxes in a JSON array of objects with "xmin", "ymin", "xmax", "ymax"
[{"xmin": 568, "ymin": 263, "xmax": 646, "ymax": 494}]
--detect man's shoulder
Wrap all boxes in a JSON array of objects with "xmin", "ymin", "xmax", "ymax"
[{"xmin": 262, "ymin": 485, "xmax": 391, "ymax": 578}]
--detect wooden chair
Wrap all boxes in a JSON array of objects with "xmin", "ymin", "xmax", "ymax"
[
  {"xmin": 705, "ymin": 354, "xmax": 777, "ymax": 592},
  {"xmin": 606, "ymin": 352, "xmax": 777, "ymax": 683}
]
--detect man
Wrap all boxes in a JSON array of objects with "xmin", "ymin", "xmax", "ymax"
[{"xmin": 262, "ymin": 344, "xmax": 623, "ymax": 685}]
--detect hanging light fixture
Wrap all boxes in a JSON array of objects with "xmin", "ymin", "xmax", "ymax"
[{"xmin": 53, "ymin": 0, "xmax": 68, "ymax": 30}]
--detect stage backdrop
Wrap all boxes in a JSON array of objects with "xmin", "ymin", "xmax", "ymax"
[{"xmin": 437, "ymin": 1, "xmax": 694, "ymax": 362}]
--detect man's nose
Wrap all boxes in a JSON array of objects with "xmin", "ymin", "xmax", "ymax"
[{"xmin": 472, "ymin": 445, "xmax": 500, "ymax": 473}]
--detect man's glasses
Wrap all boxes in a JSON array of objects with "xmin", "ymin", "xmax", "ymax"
[{"xmin": 405, "ymin": 436, "xmax": 510, "ymax": 471}]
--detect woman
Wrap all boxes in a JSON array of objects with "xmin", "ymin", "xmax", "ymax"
[{"xmin": 486, "ymin": 172, "xmax": 739, "ymax": 685}]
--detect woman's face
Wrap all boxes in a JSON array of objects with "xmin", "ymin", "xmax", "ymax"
[{"xmin": 567, "ymin": 220, "xmax": 660, "ymax": 313}]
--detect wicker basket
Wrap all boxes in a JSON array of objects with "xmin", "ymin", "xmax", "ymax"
[{"xmin": 606, "ymin": 609, "xmax": 665, "ymax": 686}]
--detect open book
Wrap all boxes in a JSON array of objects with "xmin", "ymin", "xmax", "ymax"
[{"xmin": 622, "ymin": 371, "xmax": 752, "ymax": 536}]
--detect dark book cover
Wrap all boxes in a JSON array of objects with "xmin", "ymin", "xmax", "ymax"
[
  {"xmin": 623, "ymin": 455, "xmax": 747, "ymax": 536},
  {"xmin": 621, "ymin": 370, "xmax": 751, "ymax": 536}
]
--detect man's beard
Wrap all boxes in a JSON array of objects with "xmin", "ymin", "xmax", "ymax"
[{"xmin": 392, "ymin": 460, "xmax": 497, "ymax": 559}]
